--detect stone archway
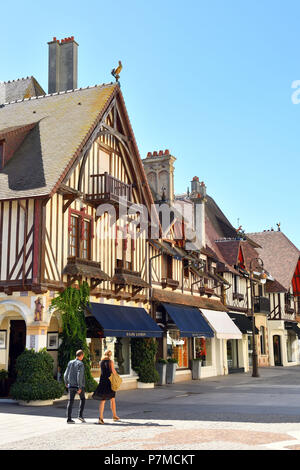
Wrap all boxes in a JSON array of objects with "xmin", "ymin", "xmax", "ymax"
[{"xmin": 0, "ymin": 300, "xmax": 33, "ymax": 381}]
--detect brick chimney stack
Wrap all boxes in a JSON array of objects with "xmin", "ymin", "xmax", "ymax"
[{"xmin": 48, "ymin": 36, "xmax": 78, "ymax": 93}]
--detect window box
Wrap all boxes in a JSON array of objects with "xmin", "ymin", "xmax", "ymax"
[
  {"xmin": 161, "ymin": 278, "xmax": 179, "ymax": 290},
  {"xmin": 199, "ymin": 286, "xmax": 214, "ymax": 297},
  {"xmin": 233, "ymin": 292, "xmax": 244, "ymax": 301}
]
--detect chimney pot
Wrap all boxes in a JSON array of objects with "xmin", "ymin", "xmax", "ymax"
[
  {"xmin": 147, "ymin": 152, "xmax": 152, "ymax": 157},
  {"xmin": 153, "ymin": 151, "xmax": 158, "ymax": 156},
  {"xmin": 159, "ymin": 150, "xmax": 163, "ymax": 156},
  {"xmin": 164, "ymin": 149, "xmax": 169, "ymax": 155}
]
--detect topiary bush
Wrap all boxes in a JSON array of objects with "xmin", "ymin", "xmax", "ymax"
[
  {"xmin": 131, "ymin": 338, "xmax": 160, "ymax": 383},
  {"xmin": 10, "ymin": 349, "xmax": 65, "ymax": 402}
]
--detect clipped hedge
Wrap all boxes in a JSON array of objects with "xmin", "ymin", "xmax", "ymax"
[
  {"xmin": 131, "ymin": 338, "xmax": 160, "ymax": 383},
  {"xmin": 10, "ymin": 349, "xmax": 65, "ymax": 402}
]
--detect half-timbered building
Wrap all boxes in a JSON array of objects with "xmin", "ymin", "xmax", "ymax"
[
  {"xmin": 247, "ymin": 230, "xmax": 300, "ymax": 367},
  {"xmin": 0, "ymin": 37, "xmax": 164, "ymax": 391},
  {"xmin": 143, "ymin": 154, "xmax": 244, "ymax": 380}
]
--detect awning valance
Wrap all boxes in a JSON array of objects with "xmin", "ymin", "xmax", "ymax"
[
  {"xmin": 161, "ymin": 303, "xmax": 214, "ymax": 338},
  {"xmin": 87, "ymin": 303, "xmax": 163, "ymax": 338},
  {"xmin": 200, "ymin": 309, "xmax": 242, "ymax": 340},
  {"xmin": 228, "ymin": 312, "xmax": 258, "ymax": 335}
]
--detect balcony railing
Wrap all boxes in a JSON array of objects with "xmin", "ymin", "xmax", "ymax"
[
  {"xmin": 254, "ymin": 296, "xmax": 270, "ymax": 314},
  {"xmin": 85, "ymin": 172, "xmax": 132, "ymax": 206}
]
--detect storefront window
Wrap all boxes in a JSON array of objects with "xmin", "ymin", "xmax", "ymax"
[
  {"xmin": 287, "ymin": 331, "xmax": 295, "ymax": 363},
  {"xmin": 194, "ymin": 337, "xmax": 212, "ymax": 366},
  {"xmin": 167, "ymin": 330, "xmax": 189, "ymax": 368},
  {"xmin": 89, "ymin": 336, "xmax": 131, "ymax": 375},
  {"xmin": 248, "ymin": 335, "xmax": 253, "ymax": 367},
  {"xmin": 227, "ymin": 339, "xmax": 239, "ymax": 369}
]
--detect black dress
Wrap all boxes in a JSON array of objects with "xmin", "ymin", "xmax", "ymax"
[{"xmin": 92, "ymin": 359, "xmax": 116, "ymax": 401}]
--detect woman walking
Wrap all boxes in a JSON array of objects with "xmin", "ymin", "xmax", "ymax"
[{"xmin": 93, "ymin": 350, "xmax": 120, "ymax": 424}]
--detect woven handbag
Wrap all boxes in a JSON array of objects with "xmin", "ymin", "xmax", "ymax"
[{"xmin": 109, "ymin": 372, "xmax": 123, "ymax": 392}]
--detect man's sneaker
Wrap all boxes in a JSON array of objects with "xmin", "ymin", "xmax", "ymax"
[
  {"xmin": 78, "ymin": 417, "xmax": 86, "ymax": 423},
  {"xmin": 67, "ymin": 419, "xmax": 75, "ymax": 424}
]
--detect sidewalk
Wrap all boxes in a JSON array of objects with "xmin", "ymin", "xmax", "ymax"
[{"xmin": 1, "ymin": 367, "xmax": 300, "ymax": 450}]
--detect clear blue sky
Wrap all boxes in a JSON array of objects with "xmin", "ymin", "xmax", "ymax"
[{"xmin": 1, "ymin": 0, "xmax": 300, "ymax": 246}]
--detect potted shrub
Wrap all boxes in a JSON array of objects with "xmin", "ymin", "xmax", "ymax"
[
  {"xmin": 10, "ymin": 349, "xmax": 65, "ymax": 406},
  {"xmin": 0, "ymin": 369, "xmax": 9, "ymax": 397},
  {"xmin": 192, "ymin": 358, "xmax": 202, "ymax": 380},
  {"xmin": 166, "ymin": 358, "xmax": 178, "ymax": 384},
  {"xmin": 131, "ymin": 338, "xmax": 160, "ymax": 389},
  {"xmin": 155, "ymin": 359, "xmax": 167, "ymax": 386}
]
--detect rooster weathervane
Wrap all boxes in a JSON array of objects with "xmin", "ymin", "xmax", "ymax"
[{"xmin": 111, "ymin": 60, "xmax": 123, "ymax": 82}]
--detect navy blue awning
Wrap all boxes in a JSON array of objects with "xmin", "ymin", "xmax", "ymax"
[
  {"xmin": 88, "ymin": 303, "xmax": 163, "ymax": 338},
  {"xmin": 161, "ymin": 303, "xmax": 214, "ymax": 338}
]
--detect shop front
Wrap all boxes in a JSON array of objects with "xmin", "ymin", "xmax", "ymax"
[
  {"xmin": 199, "ymin": 309, "xmax": 243, "ymax": 375},
  {"xmin": 228, "ymin": 312, "xmax": 259, "ymax": 373},
  {"xmin": 268, "ymin": 320, "xmax": 300, "ymax": 367},
  {"xmin": 86, "ymin": 302, "xmax": 163, "ymax": 390},
  {"xmin": 156, "ymin": 303, "xmax": 215, "ymax": 382},
  {"xmin": 284, "ymin": 321, "xmax": 300, "ymax": 364}
]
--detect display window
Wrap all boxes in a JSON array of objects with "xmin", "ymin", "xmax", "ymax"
[
  {"xmin": 194, "ymin": 337, "xmax": 212, "ymax": 366},
  {"xmin": 89, "ymin": 336, "xmax": 131, "ymax": 375},
  {"xmin": 167, "ymin": 330, "xmax": 189, "ymax": 368}
]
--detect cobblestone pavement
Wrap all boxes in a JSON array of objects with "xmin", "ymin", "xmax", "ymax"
[{"xmin": 2, "ymin": 366, "xmax": 300, "ymax": 450}]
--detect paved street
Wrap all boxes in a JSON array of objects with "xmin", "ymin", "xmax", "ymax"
[{"xmin": 2, "ymin": 366, "xmax": 300, "ymax": 450}]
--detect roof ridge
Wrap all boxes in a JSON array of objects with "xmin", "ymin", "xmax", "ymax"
[
  {"xmin": 1, "ymin": 82, "xmax": 116, "ymax": 106},
  {"xmin": 0, "ymin": 76, "xmax": 35, "ymax": 84}
]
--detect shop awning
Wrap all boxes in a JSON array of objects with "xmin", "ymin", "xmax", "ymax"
[
  {"xmin": 228, "ymin": 312, "xmax": 259, "ymax": 335},
  {"xmin": 87, "ymin": 303, "xmax": 163, "ymax": 338},
  {"xmin": 200, "ymin": 309, "xmax": 242, "ymax": 340},
  {"xmin": 161, "ymin": 303, "xmax": 214, "ymax": 338},
  {"xmin": 285, "ymin": 321, "xmax": 300, "ymax": 338}
]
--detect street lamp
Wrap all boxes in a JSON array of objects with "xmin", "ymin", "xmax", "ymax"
[{"xmin": 249, "ymin": 257, "xmax": 267, "ymax": 378}]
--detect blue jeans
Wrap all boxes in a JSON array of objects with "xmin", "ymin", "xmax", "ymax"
[{"xmin": 67, "ymin": 387, "xmax": 85, "ymax": 420}]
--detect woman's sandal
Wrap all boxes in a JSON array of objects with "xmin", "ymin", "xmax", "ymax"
[
  {"xmin": 113, "ymin": 416, "xmax": 120, "ymax": 422},
  {"xmin": 98, "ymin": 418, "xmax": 105, "ymax": 424}
]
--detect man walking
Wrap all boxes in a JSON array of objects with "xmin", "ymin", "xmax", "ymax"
[{"xmin": 64, "ymin": 350, "xmax": 86, "ymax": 423}]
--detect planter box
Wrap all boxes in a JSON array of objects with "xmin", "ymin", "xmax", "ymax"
[
  {"xmin": 18, "ymin": 400, "xmax": 54, "ymax": 406},
  {"xmin": 166, "ymin": 363, "xmax": 177, "ymax": 384},
  {"xmin": 192, "ymin": 360, "xmax": 201, "ymax": 380},
  {"xmin": 137, "ymin": 382, "xmax": 155, "ymax": 389},
  {"xmin": 155, "ymin": 363, "xmax": 167, "ymax": 386}
]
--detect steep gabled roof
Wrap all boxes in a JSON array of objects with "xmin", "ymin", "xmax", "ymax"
[
  {"xmin": 215, "ymin": 239, "xmax": 240, "ymax": 266},
  {"xmin": 205, "ymin": 195, "xmax": 238, "ymax": 239},
  {"xmin": 247, "ymin": 231, "xmax": 300, "ymax": 291},
  {"xmin": 0, "ymin": 84, "xmax": 118, "ymax": 200},
  {"xmin": 0, "ymin": 77, "xmax": 45, "ymax": 104}
]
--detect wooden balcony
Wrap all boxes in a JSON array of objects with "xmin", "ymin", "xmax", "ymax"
[{"xmin": 85, "ymin": 172, "xmax": 133, "ymax": 207}]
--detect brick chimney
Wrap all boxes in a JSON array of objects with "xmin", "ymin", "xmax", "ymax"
[{"xmin": 48, "ymin": 36, "xmax": 78, "ymax": 93}]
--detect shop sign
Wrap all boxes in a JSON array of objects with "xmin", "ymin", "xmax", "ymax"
[{"xmin": 125, "ymin": 332, "xmax": 147, "ymax": 337}]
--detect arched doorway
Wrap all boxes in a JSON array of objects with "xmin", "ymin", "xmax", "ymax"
[
  {"xmin": 273, "ymin": 335, "xmax": 282, "ymax": 366},
  {"xmin": 8, "ymin": 320, "xmax": 26, "ymax": 379},
  {"xmin": 0, "ymin": 300, "xmax": 31, "ymax": 395}
]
